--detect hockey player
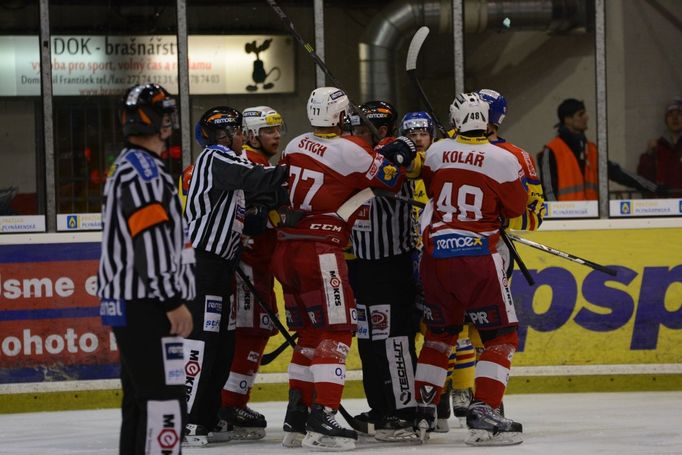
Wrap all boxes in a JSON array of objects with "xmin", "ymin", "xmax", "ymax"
[
  {"xmin": 414, "ymin": 92, "xmax": 527, "ymax": 446},
  {"xmin": 218, "ymin": 106, "xmax": 286, "ymax": 440},
  {"xmin": 271, "ymin": 87, "xmax": 415, "ymax": 451},
  {"xmin": 347, "ymin": 102, "xmax": 422, "ymax": 441},
  {"xmin": 182, "ymin": 106, "xmax": 288, "ymax": 446},
  {"xmin": 399, "ymin": 111, "xmax": 475, "ymax": 433}
]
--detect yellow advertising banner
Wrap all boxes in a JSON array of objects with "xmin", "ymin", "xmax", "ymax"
[
  {"xmin": 261, "ymin": 227, "xmax": 682, "ymax": 373},
  {"xmin": 511, "ymin": 228, "xmax": 682, "ymax": 365}
]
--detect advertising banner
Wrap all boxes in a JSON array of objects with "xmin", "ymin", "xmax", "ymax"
[
  {"xmin": 0, "ymin": 34, "xmax": 295, "ymax": 96},
  {"xmin": 510, "ymin": 228, "xmax": 682, "ymax": 366},
  {"xmin": 1, "ymin": 227, "xmax": 680, "ymax": 385},
  {"xmin": 0, "ymin": 242, "xmax": 117, "ymax": 383}
]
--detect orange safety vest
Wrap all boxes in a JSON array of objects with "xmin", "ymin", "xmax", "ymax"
[{"xmin": 546, "ymin": 137, "xmax": 598, "ymax": 201}]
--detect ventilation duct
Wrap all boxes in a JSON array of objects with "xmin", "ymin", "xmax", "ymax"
[{"xmin": 359, "ymin": 0, "xmax": 586, "ymax": 102}]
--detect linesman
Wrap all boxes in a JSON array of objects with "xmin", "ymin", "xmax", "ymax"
[{"xmin": 97, "ymin": 83, "xmax": 195, "ymax": 455}]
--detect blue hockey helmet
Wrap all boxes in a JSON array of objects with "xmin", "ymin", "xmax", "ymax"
[
  {"xmin": 399, "ymin": 111, "xmax": 435, "ymax": 137},
  {"xmin": 478, "ymin": 89, "xmax": 508, "ymax": 126}
]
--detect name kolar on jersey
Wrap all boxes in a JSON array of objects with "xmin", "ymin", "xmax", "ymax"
[{"xmin": 442, "ymin": 150, "xmax": 484, "ymax": 167}]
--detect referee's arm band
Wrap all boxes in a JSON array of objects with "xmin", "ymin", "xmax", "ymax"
[{"xmin": 127, "ymin": 203, "xmax": 169, "ymax": 237}]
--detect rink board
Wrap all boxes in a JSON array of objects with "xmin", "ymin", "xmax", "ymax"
[{"xmin": 0, "ymin": 227, "xmax": 681, "ymax": 411}]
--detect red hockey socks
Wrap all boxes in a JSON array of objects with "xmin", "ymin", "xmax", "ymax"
[
  {"xmin": 288, "ymin": 329, "xmax": 317, "ymax": 407},
  {"xmin": 474, "ymin": 331, "xmax": 519, "ymax": 409},
  {"xmin": 221, "ymin": 333, "xmax": 268, "ymax": 408},
  {"xmin": 415, "ymin": 330, "xmax": 457, "ymax": 404},
  {"xmin": 310, "ymin": 331, "xmax": 352, "ymax": 410}
]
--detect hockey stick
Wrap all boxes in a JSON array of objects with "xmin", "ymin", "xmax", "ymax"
[
  {"xmin": 506, "ymin": 233, "xmax": 618, "ymax": 276},
  {"xmin": 265, "ymin": 0, "xmax": 381, "ymax": 144},
  {"xmin": 260, "ymin": 333, "xmax": 299, "ymax": 366},
  {"xmin": 406, "ymin": 26, "xmax": 448, "ymax": 138},
  {"xmin": 234, "ymin": 266, "xmax": 370, "ymax": 434},
  {"xmin": 405, "ymin": 30, "xmax": 535, "ymax": 285},
  {"xmin": 500, "ymin": 230, "xmax": 535, "ymax": 285}
]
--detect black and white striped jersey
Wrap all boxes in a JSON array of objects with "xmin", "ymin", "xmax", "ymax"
[
  {"xmin": 350, "ymin": 180, "xmax": 416, "ymax": 260},
  {"xmin": 184, "ymin": 144, "xmax": 287, "ymax": 262},
  {"xmin": 97, "ymin": 146, "xmax": 195, "ymax": 309}
]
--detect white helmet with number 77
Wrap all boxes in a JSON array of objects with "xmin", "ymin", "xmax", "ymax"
[
  {"xmin": 449, "ymin": 92, "xmax": 489, "ymax": 133},
  {"xmin": 307, "ymin": 87, "xmax": 349, "ymax": 127}
]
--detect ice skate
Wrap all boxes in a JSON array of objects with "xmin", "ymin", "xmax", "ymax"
[
  {"xmin": 352, "ymin": 409, "xmax": 381, "ymax": 436},
  {"xmin": 208, "ymin": 419, "xmax": 232, "ymax": 443},
  {"xmin": 435, "ymin": 383, "xmax": 452, "ymax": 433},
  {"xmin": 465, "ymin": 400, "xmax": 523, "ymax": 446},
  {"xmin": 282, "ymin": 389, "xmax": 309, "ymax": 448},
  {"xmin": 374, "ymin": 415, "xmax": 419, "ymax": 442},
  {"xmin": 182, "ymin": 423, "xmax": 209, "ymax": 447},
  {"xmin": 302, "ymin": 404, "xmax": 358, "ymax": 451},
  {"xmin": 219, "ymin": 405, "xmax": 266, "ymax": 440},
  {"xmin": 413, "ymin": 404, "xmax": 436, "ymax": 444},
  {"xmin": 451, "ymin": 388, "xmax": 473, "ymax": 427}
]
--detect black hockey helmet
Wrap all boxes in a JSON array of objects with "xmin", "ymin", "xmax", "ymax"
[
  {"xmin": 195, "ymin": 106, "xmax": 243, "ymax": 147},
  {"xmin": 120, "ymin": 84, "xmax": 178, "ymax": 137},
  {"xmin": 353, "ymin": 100, "xmax": 398, "ymax": 135}
]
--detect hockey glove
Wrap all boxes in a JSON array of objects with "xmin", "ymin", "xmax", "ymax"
[
  {"xmin": 243, "ymin": 204, "xmax": 268, "ymax": 236},
  {"xmin": 380, "ymin": 136, "xmax": 417, "ymax": 167}
]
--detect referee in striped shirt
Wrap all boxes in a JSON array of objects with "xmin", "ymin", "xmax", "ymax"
[
  {"xmin": 182, "ymin": 106, "xmax": 288, "ymax": 446},
  {"xmin": 97, "ymin": 84, "xmax": 194, "ymax": 455},
  {"xmin": 348, "ymin": 101, "xmax": 420, "ymax": 435}
]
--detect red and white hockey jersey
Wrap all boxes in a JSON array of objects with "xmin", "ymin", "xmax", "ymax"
[
  {"xmin": 279, "ymin": 132, "xmax": 405, "ymax": 245},
  {"xmin": 421, "ymin": 136, "xmax": 527, "ymax": 257}
]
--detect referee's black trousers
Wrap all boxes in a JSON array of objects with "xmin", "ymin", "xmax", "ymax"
[
  {"xmin": 348, "ymin": 251, "xmax": 419, "ymax": 419},
  {"xmin": 185, "ymin": 250, "xmax": 236, "ymax": 430},
  {"xmin": 114, "ymin": 300, "xmax": 187, "ymax": 455}
]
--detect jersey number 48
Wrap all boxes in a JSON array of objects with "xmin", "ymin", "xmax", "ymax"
[{"xmin": 436, "ymin": 182, "xmax": 483, "ymax": 222}]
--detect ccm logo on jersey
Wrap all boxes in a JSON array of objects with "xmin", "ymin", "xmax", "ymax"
[
  {"xmin": 310, "ymin": 223, "xmax": 342, "ymax": 232},
  {"xmin": 432, "ymin": 233, "xmax": 489, "ymax": 258}
]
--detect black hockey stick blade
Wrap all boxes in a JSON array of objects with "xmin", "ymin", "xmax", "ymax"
[
  {"xmin": 405, "ymin": 26, "xmax": 449, "ymax": 138},
  {"xmin": 337, "ymin": 403, "xmax": 372, "ymax": 435},
  {"xmin": 260, "ymin": 333, "xmax": 299, "ymax": 366},
  {"xmin": 507, "ymin": 233, "xmax": 618, "ymax": 276},
  {"xmin": 265, "ymin": 0, "xmax": 382, "ymax": 143}
]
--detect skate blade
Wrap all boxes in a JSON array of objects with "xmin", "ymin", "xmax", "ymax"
[
  {"xmin": 465, "ymin": 429, "xmax": 523, "ymax": 446},
  {"xmin": 207, "ymin": 430, "xmax": 232, "ymax": 443},
  {"xmin": 375, "ymin": 428, "xmax": 420, "ymax": 442},
  {"xmin": 434, "ymin": 418, "xmax": 450, "ymax": 433},
  {"xmin": 229, "ymin": 426, "xmax": 266, "ymax": 441},
  {"xmin": 282, "ymin": 431, "xmax": 305, "ymax": 448},
  {"xmin": 302, "ymin": 431, "xmax": 356, "ymax": 451},
  {"xmin": 182, "ymin": 435, "xmax": 209, "ymax": 447}
]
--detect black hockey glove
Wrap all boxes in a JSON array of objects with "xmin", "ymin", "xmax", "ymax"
[
  {"xmin": 380, "ymin": 136, "xmax": 417, "ymax": 167},
  {"xmin": 243, "ymin": 204, "xmax": 268, "ymax": 236}
]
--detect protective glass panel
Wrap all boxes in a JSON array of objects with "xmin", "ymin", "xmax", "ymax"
[
  {"xmin": 50, "ymin": 0, "xmax": 181, "ymax": 230},
  {"xmin": 0, "ymin": 1, "xmax": 44, "ymax": 232},
  {"xmin": 187, "ymin": 1, "xmax": 315, "ymax": 162},
  {"xmin": 606, "ymin": 0, "xmax": 682, "ymax": 217},
  {"xmin": 464, "ymin": 0, "xmax": 599, "ymax": 219}
]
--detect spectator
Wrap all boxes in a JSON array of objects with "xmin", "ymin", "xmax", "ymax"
[
  {"xmin": 539, "ymin": 98, "xmax": 659, "ymax": 201},
  {"xmin": 637, "ymin": 99, "xmax": 682, "ymax": 197}
]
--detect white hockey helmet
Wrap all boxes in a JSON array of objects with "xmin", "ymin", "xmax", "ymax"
[
  {"xmin": 242, "ymin": 105, "xmax": 286, "ymax": 137},
  {"xmin": 307, "ymin": 87, "xmax": 349, "ymax": 127},
  {"xmin": 449, "ymin": 92, "xmax": 489, "ymax": 132}
]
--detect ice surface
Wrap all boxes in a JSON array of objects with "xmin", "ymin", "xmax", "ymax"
[{"xmin": 0, "ymin": 392, "xmax": 681, "ymax": 454}]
